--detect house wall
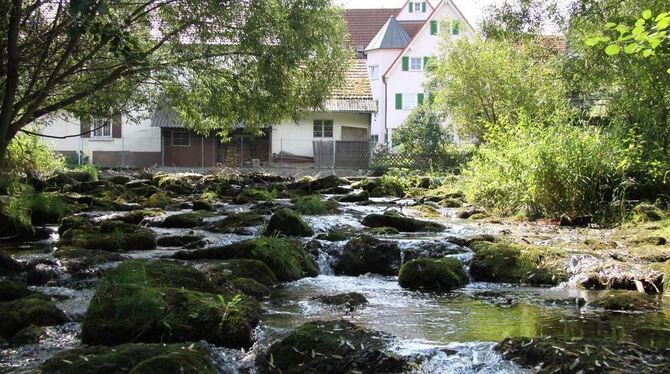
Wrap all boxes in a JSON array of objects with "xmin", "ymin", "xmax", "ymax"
[
  {"xmin": 162, "ymin": 129, "xmax": 217, "ymax": 168},
  {"xmin": 396, "ymin": 1, "xmax": 433, "ymax": 21},
  {"xmin": 39, "ymin": 113, "xmax": 162, "ymax": 167},
  {"xmin": 382, "ymin": 1, "xmax": 472, "ymax": 147},
  {"xmin": 271, "ymin": 112, "xmax": 371, "ymax": 158},
  {"xmin": 366, "ymin": 49, "xmax": 403, "ymax": 143}
]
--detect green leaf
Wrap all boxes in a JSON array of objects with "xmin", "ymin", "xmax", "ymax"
[
  {"xmin": 643, "ymin": 49, "xmax": 654, "ymax": 57},
  {"xmin": 643, "ymin": 10, "xmax": 652, "ymax": 20},
  {"xmin": 635, "ymin": 19, "xmax": 646, "ymax": 27},
  {"xmin": 667, "ymin": 67, "xmax": 670, "ymax": 74},
  {"xmin": 655, "ymin": 13, "xmax": 669, "ymax": 22},
  {"xmin": 605, "ymin": 22, "xmax": 617, "ymax": 29},
  {"xmin": 615, "ymin": 24, "xmax": 630, "ymax": 34},
  {"xmin": 585, "ymin": 37, "xmax": 601, "ymax": 47},
  {"xmin": 631, "ymin": 25, "xmax": 645, "ymax": 36},
  {"xmin": 658, "ymin": 17, "xmax": 670, "ymax": 30},
  {"xmin": 605, "ymin": 44, "xmax": 621, "ymax": 55},
  {"xmin": 624, "ymin": 43, "xmax": 638, "ymax": 54}
]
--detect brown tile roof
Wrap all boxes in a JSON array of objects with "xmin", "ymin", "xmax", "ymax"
[
  {"xmin": 325, "ymin": 60, "xmax": 376, "ymax": 112},
  {"xmin": 399, "ymin": 21, "xmax": 423, "ymax": 39},
  {"xmin": 344, "ymin": 8, "xmax": 400, "ymax": 49}
]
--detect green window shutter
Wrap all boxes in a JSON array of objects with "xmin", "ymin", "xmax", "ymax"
[
  {"xmin": 409, "ymin": 2, "xmax": 413, "ymax": 12},
  {"xmin": 422, "ymin": 2, "xmax": 427, "ymax": 12},
  {"xmin": 417, "ymin": 93, "xmax": 425, "ymax": 105},
  {"xmin": 430, "ymin": 20, "xmax": 438, "ymax": 35},
  {"xmin": 395, "ymin": 94, "xmax": 403, "ymax": 110},
  {"xmin": 402, "ymin": 56, "xmax": 409, "ymax": 71},
  {"xmin": 423, "ymin": 56, "xmax": 429, "ymax": 69}
]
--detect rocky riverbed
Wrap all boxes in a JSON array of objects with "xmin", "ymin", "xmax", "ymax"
[{"xmin": 0, "ymin": 170, "xmax": 669, "ymax": 373}]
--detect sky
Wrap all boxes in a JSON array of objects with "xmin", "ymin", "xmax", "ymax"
[{"xmin": 335, "ymin": 0, "xmax": 504, "ymax": 28}]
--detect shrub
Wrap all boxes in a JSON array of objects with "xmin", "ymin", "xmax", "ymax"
[
  {"xmin": 291, "ymin": 195, "xmax": 338, "ymax": 215},
  {"xmin": 2, "ymin": 133, "xmax": 65, "ymax": 175}
]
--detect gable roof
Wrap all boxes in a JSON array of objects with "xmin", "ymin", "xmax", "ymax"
[
  {"xmin": 344, "ymin": 8, "xmax": 400, "ymax": 50},
  {"xmin": 323, "ymin": 60, "xmax": 376, "ymax": 112},
  {"xmin": 383, "ymin": 0, "xmax": 474, "ymax": 79},
  {"xmin": 365, "ymin": 16, "xmax": 411, "ymax": 51}
]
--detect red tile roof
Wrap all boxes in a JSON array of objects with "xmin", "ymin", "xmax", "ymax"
[
  {"xmin": 399, "ymin": 21, "xmax": 424, "ymax": 39},
  {"xmin": 344, "ymin": 8, "xmax": 400, "ymax": 49}
]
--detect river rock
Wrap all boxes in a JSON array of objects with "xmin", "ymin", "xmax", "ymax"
[
  {"xmin": 205, "ymin": 212, "xmax": 265, "ymax": 233},
  {"xmin": 402, "ymin": 241, "xmax": 470, "ymax": 262},
  {"xmin": 0, "ymin": 280, "xmax": 33, "ymax": 302},
  {"xmin": 338, "ymin": 190, "xmax": 370, "ymax": 203},
  {"xmin": 224, "ymin": 278, "xmax": 271, "ymax": 299},
  {"xmin": 361, "ymin": 211, "xmax": 446, "ymax": 232},
  {"xmin": 631, "ymin": 203, "xmax": 666, "ymax": 223},
  {"xmin": 264, "ymin": 208, "xmax": 314, "ymax": 237},
  {"xmin": 258, "ymin": 320, "xmax": 406, "ymax": 374},
  {"xmin": 192, "ymin": 200, "xmax": 214, "ymax": 211},
  {"xmin": 203, "ymin": 259, "xmax": 279, "ymax": 287},
  {"xmin": 589, "ymin": 290, "xmax": 659, "ymax": 311},
  {"xmin": 39, "ymin": 342, "xmax": 218, "ymax": 374},
  {"xmin": 315, "ymin": 292, "xmax": 368, "ymax": 309},
  {"xmin": 173, "ymin": 237, "xmax": 318, "ymax": 282},
  {"xmin": 398, "ymin": 258, "xmax": 469, "ymax": 292},
  {"xmin": 54, "ymin": 247, "xmax": 125, "ymax": 272},
  {"xmin": 157, "ymin": 234, "xmax": 203, "ymax": 247},
  {"xmin": 0, "ymin": 295, "xmax": 69, "ymax": 340},
  {"xmin": 469, "ymin": 241, "xmax": 567, "ymax": 285},
  {"xmin": 0, "ymin": 250, "xmax": 22, "ymax": 275},
  {"xmin": 159, "ymin": 211, "xmax": 210, "ymax": 228},
  {"xmin": 82, "ymin": 259, "xmax": 261, "ymax": 348},
  {"xmin": 332, "ymin": 235, "xmax": 401, "ymax": 276},
  {"xmin": 456, "ymin": 207, "xmax": 487, "ymax": 219}
]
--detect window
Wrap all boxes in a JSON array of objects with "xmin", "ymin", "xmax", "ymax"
[
  {"xmin": 452, "ymin": 20, "xmax": 461, "ymax": 35},
  {"xmin": 409, "ymin": 2, "xmax": 427, "ymax": 13},
  {"xmin": 313, "ymin": 120, "xmax": 333, "ymax": 138},
  {"xmin": 172, "ymin": 131, "xmax": 190, "ymax": 146},
  {"xmin": 402, "ymin": 94, "xmax": 418, "ymax": 110},
  {"xmin": 410, "ymin": 57, "xmax": 423, "ymax": 71},
  {"xmin": 92, "ymin": 118, "xmax": 111, "ymax": 138},
  {"xmin": 369, "ymin": 65, "xmax": 380, "ymax": 80}
]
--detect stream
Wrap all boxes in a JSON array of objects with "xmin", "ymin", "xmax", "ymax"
[{"xmin": 1, "ymin": 194, "xmax": 669, "ymax": 373}]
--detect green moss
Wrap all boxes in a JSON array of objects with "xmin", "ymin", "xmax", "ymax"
[
  {"xmin": 366, "ymin": 226, "xmax": 401, "ymax": 235},
  {"xmin": 291, "ymin": 195, "xmax": 339, "ymax": 215},
  {"xmin": 260, "ymin": 320, "xmax": 406, "ymax": 374},
  {"xmin": 205, "ymin": 212, "xmax": 265, "ymax": 233},
  {"xmin": 233, "ymin": 188, "xmax": 276, "ymax": 204},
  {"xmin": 99, "ymin": 220, "xmax": 140, "ymax": 234},
  {"xmin": 264, "ymin": 208, "xmax": 314, "ymax": 237},
  {"xmin": 470, "ymin": 241, "xmax": 567, "ymax": 285},
  {"xmin": 361, "ymin": 212, "xmax": 446, "ymax": 232},
  {"xmin": 54, "ymin": 247, "xmax": 125, "ymax": 272},
  {"xmin": 160, "ymin": 212, "xmax": 211, "ymax": 228},
  {"xmin": 0, "ymin": 194, "xmax": 34, "ymax": 239},
  {"xmin": 411, "ymin": 204, "xmax": 441, "ymax": 218},
  {"xmin": 399, "ymin": 258, "xmax": 469, "ymax": 292},
  {"xmin": 66, "ymin": 228, "xmax": 156, "ymax": 251},
  {"xmin": 316, "ymin": 292, "xmax": 368, "ymax": 308},
  {"xmin": 39, "ymin": 343, "xmax": 217, "ymax": 374},
  {"xmin": 338, "ymin": 190, "xmax": 370, "ymax": 203},
  {"xmin": 590, "ymin": 290, "xmax": 659, "ymax": 311},
  {"xmin": 157, "ymin": 235, "xmax": 203, "ymax": 247},
  {"xmin": 0, "ymin": 295, "xmax": 69, "ymax": 339},
  {"xmin": 369, "ymin": 176, "xmax": 404, "ymax": 198},
  {"xmin": 224, "ymin": 278, "xmax": 271, "ymax": 299},
  {"xmin": 117, "ymin": 209, "xmax": 164, "ymax": 225},
  {"xmin": 25, "ymin": 192, "xmax": 71, "ymax": 225},
  {"xmin": 174, "ymin": 237, "xmax": 318, "ymax": 282},
  {"xmin": 143, "ymin": 192, "xmax": 171, "ymax": 208},
  {"xmin": 205, "ymin": 259, "xmax": 279, "ymax": 287},
  {"xmin": 315, "ymin": 229, "xmax": 353, "ymax": 241},
  {"xmin": 0, "ymin": 280, "xmax": 32, "ymax": 302},
  {"xmin": 104, "ymin": 259, "xmax": 216, "ymax": 291},
  {"xmin": 440, "ymin": 197, "xmax": 464, "ymax": 208},
  {"xmin": 631, "ymin": 203, "xmax": 666, "ymax": 223},
  {"xmin": 58, "ymin": 215, "xmax": 92, "ymax": 235}
]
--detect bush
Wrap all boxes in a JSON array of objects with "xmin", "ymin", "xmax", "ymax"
[
  {"xmin": 291, "ymin": 195, "xmax": 338, "ymax": 215},
  {"xmin": 464, "ymin": 115, "xmax": 652, "ymax": 220},
  {"xmin": 2, "ymin": 133, "xmax": 65, "ymax": 175}
]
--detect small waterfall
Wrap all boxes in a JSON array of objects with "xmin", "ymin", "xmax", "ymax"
[{"xmin": 316, "ymin": 248, "xmax": 335, "ymax": 275}]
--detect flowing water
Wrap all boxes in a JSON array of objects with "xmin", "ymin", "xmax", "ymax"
[{"xmin": 1, "ymin": 197, "xmax": 669, "ymax": 373}]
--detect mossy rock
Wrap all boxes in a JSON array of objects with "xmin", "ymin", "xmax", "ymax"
[
  {"xmin": 204, "ymin": 259, "xmax": 279, "ymax": 287},
  {"xmin": 315, "ymin": 229, "xmax": 353, "ymax": 242},
  {"xmin": 0, "ymin": 280, "xmax": 32, "ymax": 302},
  {"xmin": 631, "ymin": 203, "xmax": 666, "ymax": 223},
  {"xmin": 159, "ymin": 212, "xmax": 210, "ymax": 228},
  {"xmin": 58, "ymin": 215, "xmax": 93, "ymax": 235},
  {"xmin": 589, "ymin": 290, "xmax": 659, "ymax": 311},
  {"xmin": 0, "ymin": 250, "xmax": 22, "ymax": 275},
  {"xmin": 366, "ymin": 226, "xmax": 401, "ymax": 235},
  {"xmin": 0, "ymin": 295, "xmax": 69, "ymax": 339},
  {"xmin": 338, "ymin": 190, "xmax": 370, "ymax": 203},
  {"xmin": 192, "ymin": 200, "xmax": 214, "ymax": 211},
  {"xmin": 361, "ymin": 212, "xmax": 445, "ymax": 232},
  {"xmin": 11, "ymin": 324, "xmax": 46, "ymax": 345},
  {"xmin": 143, "ymin": 192, "xmax": 171, "ymax": 208},
  {"xmin": 291, "ymin": 195, "xmax": 339, "ymax": 215},
  {"xmin": 316, "ymin": 292, "xmax": 368, "ymax": 309},
  {"xmin": 411, "ymin": 204, "xmax": 441, "ymax": 218},
  {"xmin": 440, "ymin": 198, "xmax": 464, "ymax": 208},
  {"xmin": 174, "ymin": 237, "xmax": 318, "ymax": 282},
  {"xmin": 264, "ymin": 208, "xmax": 314, "ymax": 237},
  {"xmin": 309, "ymin": 175, "xmax": 348, "ymax": 191},
  {"xmin": 54, "ymin": 247, "xmax": 125, "ymax": 272},
  {"xmin": 398, "ymin": 258, "xmax": 469, "ymax": 292},
  {"xmin": 664, "ymin": 260, "xmax": 670, "ymax": 294},
  {"xmin": 233, "ymin": 188, "xmax": 275, "ymax": 204},
  {"xmin": 82, "ymin": 260, "xmax": 260, "ymax": 348},
  {"xmin": 259, "ymin": 320, "xmax": 406, "ymax": 374},
  {"xmin": 117, "ymin": 209, "xmax": 164, "ymax": 225},
  {"xmin": 67, "ymin": 229, "xmax": 156, "ymax": 252},
  {"xmin": 224, "ymin": 278, "xmax": 271, "ymax": 299},
  {"xmin": 205, "ymin": 212, "xmax": 265, "ymax": 233},
  {"xmin": 39, "ymin": 342, "xmax": 218, "ymax": 374},
  {"xmin": 469, "ymin": 241, "xmax": 567, "ymax": 286},
  {"xmin": 0, "ymin": 196, "xmax": 35, "ymax": 240},
  {"xmin": 157, "ymin": 235, "xmax": 203, "ymax": 247},
  {"xmin": 99, "ymin": 220, "xmax": 140, "ymax": 234},
  {"xmin": 333, "ymin": 235, "xmax": 401, "ymax": 276}
]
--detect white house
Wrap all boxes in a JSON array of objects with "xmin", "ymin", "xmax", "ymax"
[{"xmin": 361, "ymin": 0, "xmax": 473, "ymax": 146}]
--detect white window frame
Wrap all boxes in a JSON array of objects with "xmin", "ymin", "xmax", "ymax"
[
  {"xmin": 409, "ymin": 57, "xmax": 423, "ymax": 72},
  {"xmin": 369, "ymin": 65, "xmax": 380, "ymax": 80},
  {"xmin": 91, "ymin": 118, "xmax": 111, "ymax": 138},
  {"xmin": 402, "ymin": 94, "xmax": 418, "ymax": 110},
  {"xmin": 171, "ymin": 130, "xmax": 191, "ymax": 147},
  {"xmin": 313, "ymin": 120, "xmax": 334, "ymax": 138}
]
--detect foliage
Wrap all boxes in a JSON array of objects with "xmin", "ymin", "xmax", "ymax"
[
  {"xmin": 2, "ymin": 133, "xmax": 65, "ymax": 175},
  {"xmin": 291, "ymin": 195, "xmax": 338, "ymax": 215},
  {"xmin": 75, "ymin": 164, "xmax": 99, "ymax": 182},
  {"xmin": 481, "ymin": 0, "xmax": 566, "ymax": 40},
  {"xmin": 0, "ymin": 0, "xmax": 350, "ymax": 159},
  {"xmin": 429, "ymin": 37, "xmax": 572, "ymax": 141},
  {"xmin": 463, "ymin": 115, "xmax": 658, "ymax": 219}
]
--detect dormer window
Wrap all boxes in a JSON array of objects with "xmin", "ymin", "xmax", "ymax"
[{"xmin": 409, "ymin": 2, "xmax": 427, "ymax": 13}]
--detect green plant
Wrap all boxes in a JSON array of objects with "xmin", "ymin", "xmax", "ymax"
[
  {"xmin": 2, "ymin": 133, "xmax": 65, "ymax": 175},
  {"xmin": 291, "ymin": 195, "xmax": 338, "ymax": 215},
  {"xmin": 215, "ymin": 294, "xmax": 241, "ymax": 327},
  {"xmin": 76, "ymin": 164, "xmax": 99, "ymax": 182}
]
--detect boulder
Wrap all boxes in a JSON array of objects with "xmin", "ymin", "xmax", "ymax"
[
  {"xmin": 157, "ymin": 235, "xmax": 203, "ymax": 247},
  {"xmin": 39, "ymin": 343, "xmax": 218, "ymax": 374},
  {"xmin": 258, "ymin": 320, "xmax": 406, "ymax": 374},
  {"xmin": 159, "ymin": 212, "xmax": 208, "ymax": 228},
  {"xmin": 315, "ymin": 292, "xmax": 368, "ymax": 309},
  {"xmin": 58, "ymin": 215, "xmax": 93, "ymax": 235},
  {"xmin": 402, "ymin": 241, "xmax": 470, "ymax": 262},
  {"xmin": 143, "ymin": 192, "xmax": 171, "ymax": 208},
  {"xmin": 589, "ymin": 290, "xmax": 659, "ymax": 311},
  {"xmin": 108, "ymin": 175, "xmax": 132, "ymax": 185},
  {"xmin": 0, "ymin": 280, "xmax": 33, "ymax": 302},
  {"xmin": 291, "ymin": 195, "xmax": 339, "ymax": 215},
  {"xmin": 116, "ymin": 209, "xmax": 164, "ymax": 225},
  {"xmin": 224, "ymin": 278, "xmax": 271, "ymax": 300},
  {"xmin": 11, "ymin": 324, "xmax": 46, "ymax": 345},
  {"xmin": 205, "ymin": 212, "xmax": 265, "ymax": 233},
  {"xmin": 81, "ymin": 259, "xmax": 261, "ymax": 348},
  {"xmin": 264, "ymin": 208, "xmax": 314, "ymax": 237},
  {"xmin": 0, "ymin": 295, "xmax": 69, "ymax": 339},
  {"xmin": 54, "ymin": 247, "xmax": 125, "ymax": 272},
  {"xmin": 338, "ymin": 190, "xmax": 370, "ymax": 203},
  {"xmin": 398, "ymin": 258, "xmax": 469, "ymax": 292},
  {"xmin": 233, "ymin": 188, "xmax": 275, "ymax": 204},
  {"xmin": 0, "ymin": 250, "xmax": 22, "ymax": 275},
  {"xmin": 332, "ymin": 235, "xmax": 401, "ymax": 276},
  {"xmin": 456, "ymin": 207, "xmax": 487, "ymax": 219},
  {"xmin": 361, "ymin": 212, "xmax": 445, "ymax": 232},
  {"xmin": 469, "ymin": 241, "xmax": 567, "ymax": 286},
  {"xmin": 174, "ymin": 237, "xmax": 318, "ymax": 282},
  {"xmin": 192, "ymin": 200, "xmax": 214, "ymax": 211},
  {"xmin": 65, "ymin": 228, "xmax": 156, "ymax": 251},
  {"xmin": 204, "ymin": 259, "xmax": 279, "ymax": 287},
  {"xmin": 309, "ymin": 175, "xmax": 347, "ymax": 191},
  {"xmin": 631, "ymin": 203, "xmax": 666, "ymax": 223}
]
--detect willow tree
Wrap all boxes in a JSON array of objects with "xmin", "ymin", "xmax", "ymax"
[{"xmin": 0, "ymin": 0, "xmax": 350, "ymax": 161}]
